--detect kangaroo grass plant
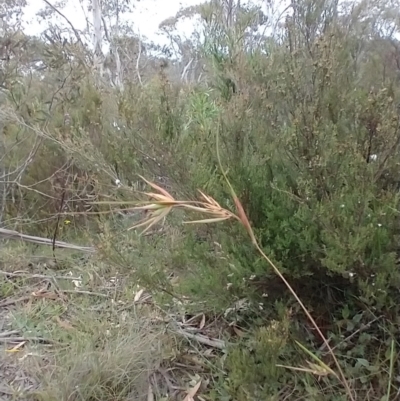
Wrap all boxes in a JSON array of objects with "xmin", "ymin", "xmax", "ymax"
[
  {"xmin": 92, "ymin": 169, "xmax": 355, "ymax": 401},
  {"xmin": 91, "ymin": 124, "xmax": 356, "ymax": 401}
]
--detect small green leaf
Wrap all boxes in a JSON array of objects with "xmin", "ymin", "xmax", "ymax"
[
  {"xmin": 355, "ymin": 358, "xmax": 369, "ymax": 368},
  {"xmin": 353, "ymin": 313, "xmax": 363, "ymax": 323},
  {"xmin": 342, "ymin": 305, "xmax": 350, "ymax": 320}
]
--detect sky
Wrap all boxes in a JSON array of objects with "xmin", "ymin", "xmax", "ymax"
[
  {"xmin": 21, "ymin": 0, "xmax": 280, "ymax": 49},
  {"xmin": 17, "ymin": 0, "xmax": 400, "ymax": 48},
  {"xmin": 22, "ymin": 0, "xmax": 207, "ymax": 46}
]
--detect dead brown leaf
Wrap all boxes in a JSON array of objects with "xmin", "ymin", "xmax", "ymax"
[
  {"xmin": 32, "ymin": 289, "xmax": 58, "ymax": 300},
  {"xmin": 199, "ymin": 314, "xmax": 205, "ymax": 330},
  {"xmin": 55, "ymin": 316, "xmax": 74, "ymax": 331},
  {"xmin": 183, "ymin": 380, "xmax": 202, "ymax": 401}
]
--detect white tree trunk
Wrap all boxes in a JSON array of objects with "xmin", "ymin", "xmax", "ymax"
[
  {"xmin": 113, "ymin": 45, "xmax": 123, "ymax": 89},
  {"xmin": 181, "ymin": 57, "xmax": 194, "ymax": 82},
  {"xmin": 92, "ymin": 0, "xmax": 103, "ymax": 74}
]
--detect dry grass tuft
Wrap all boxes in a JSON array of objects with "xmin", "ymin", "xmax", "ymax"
[{"xmin": 29, "ymin": 322, "xmax": 161, "ymax": 401}]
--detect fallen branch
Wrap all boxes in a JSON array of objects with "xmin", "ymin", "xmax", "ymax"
[
  {"xmin": 0, "ymin": 330, "xmax": 19, "ymax": 338},
  {"xmin": 0, "ymin": 296, "xmax": 31, "ymax": 308},
  {"xmin": 0, "ymin": 270, "xmax": 82, "ymax": 281},
  {"xmin": 0, "ymin": 227, "xmax": 95, "ymax": 252},
  {"xmin": 173, "ymin": 326, "xmax": 225, "ymax": 350},
  {"xmin": 0, "ymin": 336, "xmax": 58, "ymax": 344}
]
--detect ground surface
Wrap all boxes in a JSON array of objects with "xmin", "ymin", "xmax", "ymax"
[
  {"xmin": 0, "ymin": 285, "xmax": 40, "ymax": 400},
  {"xmin": 0, "ymin": 240, "xmax": 218, "ymax": 401},
  {"xmin": 0, "ymin": 245, "xmax": 144, "ymax": 400}
]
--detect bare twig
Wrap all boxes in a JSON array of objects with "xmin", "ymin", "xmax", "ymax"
[
  {"xmin": 52, "ymin": 182, "xmax": 67, "ymax": 255},
  {"xmin": 155, "ymin": 368, "xmax": 180, "ymax": 395},
  {"xmin": 43, "ymin": 0, "xmax": 84, "ymax": 47},
  {"xmin": 323, "ymin": 315, "xmax": 383, "ymax": 354},
  {"xmin": 136, "ymin": 34, "xmax": 143, "ymax": 86},
  {"xmin": 61, "ymin": 289, "xmax": 107, "ymax": 297}
]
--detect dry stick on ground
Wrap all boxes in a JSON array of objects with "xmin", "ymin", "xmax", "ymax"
[
  {"xmin": 172, "ymin": 326, "xmax": 226, "ymax": 350},
  {"xmin": 0, "ymin": 296, "xmax": 32, "ymax": 308},
  {"xmin": 61, "ymin": 289, "xmax": 108, "ymax": 297},
  {"xmin": 0, "ymin": 291, "xmax": 106, "ymax": 308},
  {"xmin": 0, "ymin": 227, "xmax": 95, "ymax": 252},
  {"xmin": 0, "ymin": 337, "xmax": 58, "ymax": 344},
  {"xmin": 0, "ymin": 270, "xmax": 83, "ymax": 281},
  {"xmin": 0, "ymin": 330, "xmax": 19, "ymax": 338}
]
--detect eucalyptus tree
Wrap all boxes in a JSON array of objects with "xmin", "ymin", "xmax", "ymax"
[{"xmin": 0, "ymin": 0, "xmax": 28, "ymax": 224}]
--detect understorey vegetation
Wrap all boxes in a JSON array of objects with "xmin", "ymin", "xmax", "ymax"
[{"xmin": 1, "ymin": 0, "xmax": 400, "ymax": 400}]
